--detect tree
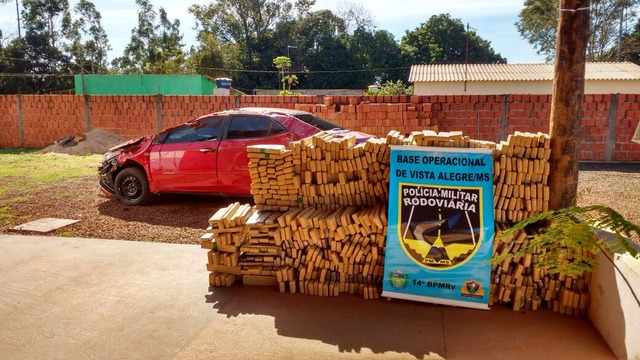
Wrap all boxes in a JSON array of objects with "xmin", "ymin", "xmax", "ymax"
[
  {"xmin": 1, "ymin": 0, "xmax": 22, "ymax": 39},
  {"xmin": 64, "ymin": 0, "xmax": 111, "ymax": 74},
  {"xmin": 273, "ymin": 55, "xmax": 298, "ymax": 93},
  {"xmin": 270, "ymin": 8, "xmax": 346, "ymax": 89},
  {"xmin": 293, "ymin": 0, "xmax": 315, "ymax": 18},
  {"xmin": 148, "ymin": 8, "xmax": 186, "ymax": 74},
  {"xmin": 17, "ymin": 0, "xmax": 73, "ymax": 93},
  {"xmin": 273, "ymin": 56, "xmax": 291, "ymax": 91},
  {"xmin": 347, "ymin": 28, "xmax": 406, "ymax": 87},
  {"xmin": 517, "ymin": 0, "xmax": 640, "ymax": 61},
  {"xmin": 189, "ymin": 0, "xmax": 294, "ymax": 90},
  {"xmin": 22, "ymin": 0, "xmax": 70, "ymax": 49},
  {"xmin": 112, "ymin": 0, "xmax": 185, "ymax": 74},
  {"xmin": 548, "ymin": 0, "xmax": 590, "ymax": 210},
  {"xmin": 188, "ymin": 0, "xmax": 292, "ymax": 45},
  {"xmin": 0, "ymin": 38, "xmax": 32, "ymax": 93},
  {"xmin": 186, "ymin": 33, "xmax": 241, "ymax": 78},
  {"xmin": 304, "ymin": 34, "xmax": 355, "ymax": 88},
  {"xmin": 335, "ymin": 0, "xmax": 376, "ymax": 34},
  {"xmin": 620, "ymin": 17, "xmax": 640, "ymax": 63},
  {"xmin": 401, "ymin": 14, "xmax": 506, "ymax": 65},
  {"xmin": 515, "ymin": 0, "xmax": 558, "ymax": 61}
]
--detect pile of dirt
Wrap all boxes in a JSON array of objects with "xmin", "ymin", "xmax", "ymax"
[{"xmin": 40, "ymin": 129, "xmax": 128, "ymax": 156}]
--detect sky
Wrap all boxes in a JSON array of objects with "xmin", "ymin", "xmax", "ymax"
[{"xmin": 0, "ymin": 0, "xmax": 546, "ymax": 64}]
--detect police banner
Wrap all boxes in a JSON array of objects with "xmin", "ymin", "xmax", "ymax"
[{"xmin": 382, "ymin": 146, "xmax": 495, "ymax": 310}]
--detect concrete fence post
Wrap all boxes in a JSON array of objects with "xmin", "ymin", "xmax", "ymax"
[
  {"xmin": 235, "ymin": 94, "xmax": 241, "ymax": 108},
  {"xmin": 605, "ymin": 93, "xmax": 619, "ymax": 162},
  {"xmin": 155, "ymin": 95, "xmax": 163, "ymax": 132},
  {"xmin": 499, "ymin": 94, "xmax": 509, "ymax": 143},
  {"xmin": 16, "ymin": 94, "xmax": 24, "ymax": 147},
  {"xmin": 83, "ymin": 94, "xmax": 92, "ymax": 132}
]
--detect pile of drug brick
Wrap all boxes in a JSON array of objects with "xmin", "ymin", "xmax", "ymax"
[
  {"xmin": 201, "ymin": 129, "xmax": 593, "ymax": 314},
  {"xmin": 202, "ymin": 130, "xmax": 391, "ymax": 298},
  {"xmin": 491, "ymin": 223, "xmax": 593, "ymax": 315}
]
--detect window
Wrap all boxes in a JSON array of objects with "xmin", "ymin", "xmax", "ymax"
[
  {"xmin": 226, "ymin": 115, "xmax": 287, "ymax": 139},
  {"xmin": 164, "ymin": 116, "xmax": 225, "ymax": 144}
]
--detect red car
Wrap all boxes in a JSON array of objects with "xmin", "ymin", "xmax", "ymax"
[{"xmin": 99, "ymin": 107, "xmax": 366, "ymax": 205}]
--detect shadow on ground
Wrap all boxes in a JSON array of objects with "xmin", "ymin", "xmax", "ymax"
[
  {"xmin": 97, "ymin": 194, "xmax": 253, "ymax": 229},
  {"xmin": 203, "ymin": 284, "xmax": 614, "ymax": 359},
  {"xmin": 205, "ymin": 285, "xmax": 446, "ymax": 358},
  {"xmin": 579, "ymin": 162, "xmax": 640, "ymax": 173}
]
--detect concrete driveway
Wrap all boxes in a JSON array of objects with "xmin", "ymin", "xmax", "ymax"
[{"xmin": 0, "ymin": 235, "xmax": 615, "ymax": 359}]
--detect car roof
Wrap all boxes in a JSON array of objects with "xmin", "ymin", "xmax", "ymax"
[
  {"xmin": 237, "ymin": 107, "xmax": 312, "ymax": 116},
  {"xmin": 212, "ymin": 107, "xmax": 344, "ymax": 131}
]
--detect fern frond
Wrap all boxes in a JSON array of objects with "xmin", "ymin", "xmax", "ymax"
[{"xmin": 492, "ymin": 204, "xmax": 639, "ymax": 276}]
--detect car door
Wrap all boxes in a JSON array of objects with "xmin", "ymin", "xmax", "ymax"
[
  {"xmin": 217, "ymin": 115, "xmax": 294, "ymax": 195},
  {"xmin": 150, "ymin": 116, "xmax": 226, "ymax": 193}
]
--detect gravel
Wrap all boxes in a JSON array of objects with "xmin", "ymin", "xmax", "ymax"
[{"xmin": 1, "ymin": 162, "xmax": 638, "ymax": 245}]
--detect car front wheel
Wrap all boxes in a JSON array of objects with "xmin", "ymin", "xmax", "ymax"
[{"xmin": 114, "ymin": 167, "xmax": 151, "ymax": 206}]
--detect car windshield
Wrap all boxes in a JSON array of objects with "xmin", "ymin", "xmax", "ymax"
[{"xmin": 289, "ymin": 113, "xmax": 344, "ymax": 131}]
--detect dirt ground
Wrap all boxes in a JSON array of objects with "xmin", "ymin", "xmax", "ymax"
[
  {"xmin": 0, "ymin": 161, "xmax": 638, "ymax": 245},
  {"xmin": 40, "ymin": 129, "xmax": 128, "ymax": 156}
]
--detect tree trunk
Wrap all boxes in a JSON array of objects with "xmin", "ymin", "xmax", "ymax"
[{"xmin": 549, "ymin": 0, "xmax": 591, "ymax": 210}]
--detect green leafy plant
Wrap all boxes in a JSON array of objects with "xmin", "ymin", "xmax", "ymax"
[
  {"xmin": 273, "ymin": 56, "xmax": 299, "ymax": 95},
  {"xmin": 366, "ymin": 80, "xmax": 414, "ymax": 96},
  {"xmin": 492, "ymin": 205, "xmax": 639, "ymax": 277}
]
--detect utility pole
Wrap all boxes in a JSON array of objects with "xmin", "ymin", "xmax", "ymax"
[
  {"xmin": 286, "ymin": 45, "xmax": 297, "ymax": 79},
  {"xmin": 464, "ymin": 23, "xmax": 476, "ymax": 93},
  {"xmin": 15, "ymin": 0, "xmax": 21, "ymax": 39},
  {"xmin": 616, "ymin": 2, "xmax": 625, "ymax": 62},
  {"xmin": 548, "ymin": 0, "xmax": 591, "ymax": 210}
]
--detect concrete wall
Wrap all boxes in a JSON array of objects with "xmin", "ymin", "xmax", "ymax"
[
  {"xmin": 589, "ymin": 248, "xmax": 640, "ymax": 359},
  {"xmin": 414, "ymin": 81, "xmax": 552, "ymax": 96},
  {"xmin": 0, "ymin": 94, "xmax": 639, "ymax": 161},
  {"xmin": 413, "ymin": 80, "xmax": 640, "ymax": 96}
]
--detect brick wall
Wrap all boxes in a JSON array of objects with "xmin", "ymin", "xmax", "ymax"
[{"xmin": 0, "ymin": 94, "xmax": 638, "ymax": 161}]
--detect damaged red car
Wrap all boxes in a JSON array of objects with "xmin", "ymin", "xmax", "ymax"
[{"xmin": 99, "ymin": 107, "xmax": 366, "ymax": 205}]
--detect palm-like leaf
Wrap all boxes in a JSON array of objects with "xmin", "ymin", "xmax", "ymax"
[{"xmin": 493, "ymin": 205, "xmax": 639, "ymax": 277}]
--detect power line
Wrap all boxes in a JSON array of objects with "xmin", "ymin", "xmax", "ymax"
[
  {"xmin": 0, "ymin": 65, "xmax": 410, "ymax": 78},
  {"xmin": 0, "ymin": 73, "xmax": 75, "ymax": 77},
  {"xmin": 197, "ymin": 66, "xmax": 410, "ymax": 75}
]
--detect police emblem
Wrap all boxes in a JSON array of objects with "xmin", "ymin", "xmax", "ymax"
[
  {"xmin": 389, "ymin": 269, "xmax": 409, "ymax": 290},
  {"xmin": 461, "ymin": 280, "xmax": 484, "ymax": 299}
]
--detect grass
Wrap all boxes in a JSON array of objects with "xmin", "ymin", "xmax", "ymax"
[
  {"xmin": 0, "ymin": 149, "xmax": 102, "ymax": 194},
  {"xmin": 0, "ymin": 206, "xmax": 13, "ymax": 226},
  {"xmin": 0, "ymin": 149, "xmax": 103, "ymax": 221},
  {"xmin": 58, "ymin": 230, "xmax": 79, "ymax": 237},
  {"xmin": 0, "ymin": 149, "xmax": 102, "ymax": 180}
]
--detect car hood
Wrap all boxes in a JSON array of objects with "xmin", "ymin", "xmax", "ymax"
[{"xmin": 107, "ymin": 136, "xmax": 148, "ymax": 152}]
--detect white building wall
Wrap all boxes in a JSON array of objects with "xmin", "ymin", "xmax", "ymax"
[{"xmin": 413, "ymin": 80, "xmax": 639, "ymax": 95}]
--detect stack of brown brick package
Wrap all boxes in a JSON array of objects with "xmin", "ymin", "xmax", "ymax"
[{"xmin": 201, "ymin": 128, "xmax": 593, "ymax": 313}]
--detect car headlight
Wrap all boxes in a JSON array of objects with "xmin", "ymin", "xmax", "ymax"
[{"xmin": 102, "ymin": 149, "xmax": 122, "ymax": 163}]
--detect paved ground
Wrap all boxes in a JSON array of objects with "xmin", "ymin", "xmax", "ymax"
[{"xmin": 0, "ymin": 234, "xmax": 615, "ymax": 360}]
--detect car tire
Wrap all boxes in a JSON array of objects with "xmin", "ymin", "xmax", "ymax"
[{"xmin": 114, "ymin": 167, "xmax": 151, "ymax": 206}]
